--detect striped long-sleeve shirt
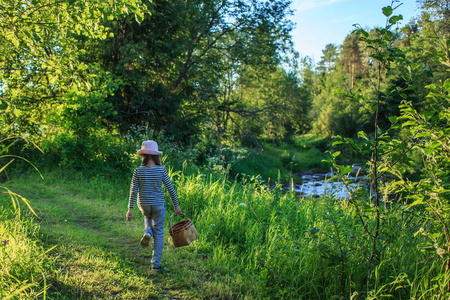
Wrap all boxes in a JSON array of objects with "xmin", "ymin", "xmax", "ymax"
[{"xmin": 128, "ymin": 165, "xmax": 179, "ymax": 209}]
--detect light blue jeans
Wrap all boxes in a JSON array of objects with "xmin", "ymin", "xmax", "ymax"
[{"xmin": 138, "ymin": 204, "xmax": 166, "ymax": 268}]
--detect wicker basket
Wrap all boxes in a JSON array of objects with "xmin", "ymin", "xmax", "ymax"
[{"xmin": 168, "ymin": 213, "xmax": 199, "ymax": 247}]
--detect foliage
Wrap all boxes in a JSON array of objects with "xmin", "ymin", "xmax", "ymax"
[
  {"xmin": 388, "ymin": 77, "xmax": 450, "ymax": 294},
  {"xmin": 0, "ymin": 0, "xmax": 148, "ymax": 134},
  {"xmin": 74, "ymin": 0, "xmax": 296, "ymax": 144},
  {"xmin": 329, "ymin": 0, "xmax": 450, "ymax": 296}
]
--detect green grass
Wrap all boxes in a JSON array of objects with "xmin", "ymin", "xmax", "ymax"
[
  {"xmin": 0, "ymin": 210, "xmax": 52, "ymax": 299},
  {"xmin": 1, "ymin": 166, "xmax": 449, "ymax": 299},
  {"xmin": 230, "ymin": 134, "xmax": 332, "ymax": 182},
  {"xmin": 0, "ymin": 174, "xmax": 168, "ymax": 299}
]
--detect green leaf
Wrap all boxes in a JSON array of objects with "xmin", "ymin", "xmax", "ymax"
[
  {"xmin": 332, "ymin": 88, "xmax": 345, "ymax": 95},
  {"xmin": 415, "ymin": 132, "xmax": 430, "ymax": 138},
  {"xmin": 354, "ymin": 28, "xmax": 369, "ymax": 37},
  {"xmin": 436, "ymin": 170, "xmax": 449, "ymax": 176},
  {"xmin": 358, "ymin": 131, "xmax": 369, "ymax": 140},
  {"xmin": 425, "ymin": 148, "xmax": 437, "ymax": 155},
  {"xmin": 135, "ymin": 10, "xmax": 144, "ymax": 23},
  {"xmin": 402, "ymin": 121, "xmax": 416, "ymax": 127},
  {"xmin": 389, "ymin": 15, "xmax": 403, "ymax": 25},
  {"xmin": 401, "ymin": 25, "xmax": 411, "ymax": 33},
  {"xmin": 332, "ymin": 151, "xmax": 341, "ymax": 158},
  {"xmin": 344, "ymin": 137, "xmax": 355, "ymax": 145},
  {"xmin": 388, "ymin": 116, "xmax": 398, "ymax": 123},
  {"xmin": 77, "ymin": 63, "xmax": 88, "ymax": 71},
  {"xmin": 340, "ymin": 166, "xmax": 353, "ymax": 174},
  {"xmin": 12, "ymin": 109, "xmax": 22, "ymax": 117},
  {"xmin": 409, "ymin": 199, "xmax": 424, "ymax": 207},
  {"xmin": 382, "ymin": 6, "xmax": 393, "ymax": 17},
  {"xmin": 5, "ymin": 31, "xmax": 19, "ymax": 47},
  {"xmin": 2, "ymin": 282, "xmax": 38, "ymax": 300},
  {"xmin": 32, "ymin": 32, "xmax": 41, "ymax": 42},
  {"xmin": 384, "ymin": 30, "xmax": 394, "ymax": 40},
  {"xmin": 370, "ymin": 53, "xmax": 384, "ymax": 62},
  {"xmin": 377, "ymin": 127, "xmax": 383, "ymax": 135}
]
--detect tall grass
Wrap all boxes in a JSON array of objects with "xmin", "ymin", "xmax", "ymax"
[
  {"xmin": 2, "ymin": 164, "xmax": 449, "ymax": 299},
  {"xmin": 176, "ymin": 168, "xmax": 446, "ymax": 299},
  {"xmin": 0, "ymin": 207, "xmax": 54, "ymax": 299}
]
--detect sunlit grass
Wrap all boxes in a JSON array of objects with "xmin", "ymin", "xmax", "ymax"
[
  {"xmin": 0, "ymin": 208, "xmax": 53, "ymax": 299},
  {"xmin": 1, "ymin": 166, "xmax": 448, "ymax": 299},
  {"xmin": 231, "ymin": 135, "xmax": 331, "ymax": 183}
]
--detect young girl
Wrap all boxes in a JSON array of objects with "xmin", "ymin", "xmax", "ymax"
[{"xmin": 126, "ymin": 140, "xmax": 182, "ymax": 271}]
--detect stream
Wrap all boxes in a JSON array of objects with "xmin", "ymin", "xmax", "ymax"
[{"xmin": 287, "ymin": 165, "xmax": 369, "ymax": 199}]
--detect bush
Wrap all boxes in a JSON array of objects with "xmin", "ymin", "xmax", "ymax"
[{"xmin": 41, "ymin": 133, "xmax": 133, "ymax": 178}]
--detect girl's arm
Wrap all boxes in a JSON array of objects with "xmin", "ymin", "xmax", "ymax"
[
  {"xmin": 162, "ymin": 168, "xmax": 182, "ymax": 214},
  {"xmin": 128, "ymin": 168, "xmax": 139, "ymax": 208},
  {"xmin": 126, "ymin": 169, "xmax": 139, "ymax": 221}
]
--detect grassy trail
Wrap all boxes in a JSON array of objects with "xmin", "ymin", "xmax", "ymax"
[
  {"xmin": 5, "ymin": 167, "xmax": 442, "ymax": 299},
  {"xmin": 8, "ymin": 174, "xmax": 207, "ymax": 300}
]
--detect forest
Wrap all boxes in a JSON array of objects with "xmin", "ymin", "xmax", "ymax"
[{"xmin": 1, "ymin": 0, "xmax": 450, "ymax": 299}]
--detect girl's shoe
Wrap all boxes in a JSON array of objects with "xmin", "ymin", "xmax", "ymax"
[
  {"xmin": 151, "ymin": 265, "xmax": 161, "ymax": 271},
  {"xmin": 140, "ymin": 234, "xmax": 151, "ymax": 247}
]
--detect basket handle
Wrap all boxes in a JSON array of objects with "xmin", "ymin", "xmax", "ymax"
[{"xmin": 169, "ymin": 212, "xmax": 188, "ymax": 229}]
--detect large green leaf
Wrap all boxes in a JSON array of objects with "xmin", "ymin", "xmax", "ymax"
[{"xmin": 382, "ymin": 6, "xmax": 393, "ymax": 17}]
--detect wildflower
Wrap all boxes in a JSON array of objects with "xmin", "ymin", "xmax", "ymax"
[
  {"xmin": 2, "ymin": 239, "xmax": 9, "ymax": 245},
  {"xmin": 239, "ymin": 203, "xmax": 247, "ymax": 207}
]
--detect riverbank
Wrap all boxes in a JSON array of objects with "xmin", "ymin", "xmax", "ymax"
[{"xmin": 229, "ymin": 134, "xmax": 334, "ymax": 183}]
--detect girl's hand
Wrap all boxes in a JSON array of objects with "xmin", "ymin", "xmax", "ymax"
[
  {"xmin": 174, "ymin": 205, "xmax": 182, "ymax": 215},
  {"xmin": 126, "ymin": 209, "xmax": 133, "ymax": 221}
]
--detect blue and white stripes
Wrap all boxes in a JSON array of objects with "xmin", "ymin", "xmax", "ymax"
[{"xmin": 128, "ymin": 165, "xmax": 179, "ymax": 209}]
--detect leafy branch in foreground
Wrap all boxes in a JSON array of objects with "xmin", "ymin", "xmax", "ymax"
[
  {"xmin": 327, "ymin": 0, "xmax": 407, "ymax": 266},
  {"xmin": 328, "ymin": 0, "xmax": 450, "ymax": 295},
  {"xmin": 392, "ymin": 78, "xmax": 450, "ymax": 292}
]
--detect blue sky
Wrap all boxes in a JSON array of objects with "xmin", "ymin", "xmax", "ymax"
[{"xmin": 289, "ymin": 0, "xmax": 421, "ymax": 62}]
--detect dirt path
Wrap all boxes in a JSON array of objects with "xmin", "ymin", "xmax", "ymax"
[{"xmin": 12, "ymin": 179, "xmax": 189, "ymax": 299}]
